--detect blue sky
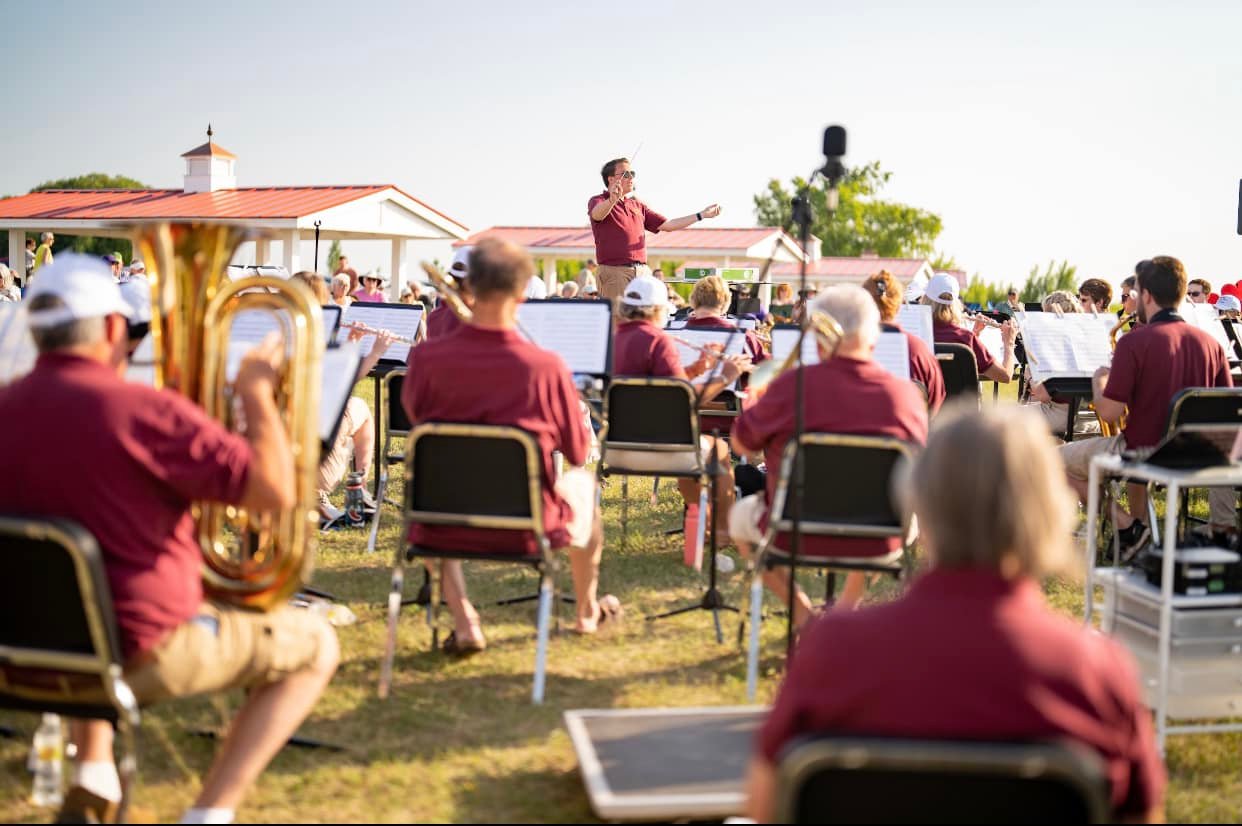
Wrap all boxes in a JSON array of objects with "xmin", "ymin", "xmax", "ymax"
[{"xmin": 3, "ymin": 0, "xmax": 1239, "ymax": 288}]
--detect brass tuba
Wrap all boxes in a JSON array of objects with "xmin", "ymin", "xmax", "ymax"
[{"xmin": 133, "ymin": 223, "xmax": 322, "ymax": 611}]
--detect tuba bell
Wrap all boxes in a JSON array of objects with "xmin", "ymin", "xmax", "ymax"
[{"xmin": 133, "ymin": 223, "xmax": 322, "ymax": 611}]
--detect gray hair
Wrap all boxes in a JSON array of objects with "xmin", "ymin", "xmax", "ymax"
[
  {"xmin": 330, "ymin": 274, "xmax": 349, "ymax": 295},
  {"xmin": 811, "ymin": 284, "xmax": 880, "ymax": 348},
  {"xmin": 1041, "ymin": 290, "xmax": 1081, "ymax": 314},
  {"xmin": 26, "ymin": 294, "xmax": 106, "ymax": 352},
  {"xmin": 40, "ymin": 231, "xmax": 53, "ymax": 243}
]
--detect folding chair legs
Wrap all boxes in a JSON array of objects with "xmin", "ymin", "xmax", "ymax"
[
  {"xmin": 693, "ymin": 484, "xmax": 708, "ymax": 571},
  {"xmin": 365, "ymin": 470, "xmax": 388, "ymax": 554},
  {"xmin": 746, "ymin": 572, "xmax": 763, "ymax": 701},
  {"xmin": 621, "ymin": 476, "xmax": 629, "ymax": 549},
  {"xmin": 378, "ymin": 556, "xmax": 406, "ymax": 699},
  {"xmin": 532, "ymin": 574, "xmax": 552, "ymax": 704},
  {"xmin": 427, "ymin": 564, "xmax": 442, "ymax": 650}
]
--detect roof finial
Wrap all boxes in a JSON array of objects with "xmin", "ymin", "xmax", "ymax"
[{"xmin": 207, "ymin": 123, "xmax": 213, "ymax": 140}]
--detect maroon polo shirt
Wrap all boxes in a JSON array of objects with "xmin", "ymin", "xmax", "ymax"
[
  {"xmin": 885, "ymin": 322, "xmax": 946, "ymax": 413},
  {"xmin": 1104, "ymin": 310, "xmax": 1232, "ymax": 449},
  {"xmin": 933, "ymin": 319, "xmax": 996, "ymax": 375},
  {"xmin": 425, "ymin": 303, "xmax": 462, "ymax": 340},
  {"xmin": 613, "ymin": 319, "xmax": 685, "ymax": 378},
  {"xmin": 587, "ymin": 192, "xmax": 667, "ymax": 266},
  {"xmin": 401, "ymin": 325, "xmax": 589, "ymax": 553},
  {"xmin": 733, "ymin": 356, "xmax": 928, "ymax": 558},
  {"xmin": 0, "ymin": 353, "xmax": 252, "ymax": 658},
  {"xmin": 758, "ymin": 568, "xmax": 1165, "ymax": 819},
  {"xmin": 684, "ymin": 314, "xmax": 769, "ymax": 435}
]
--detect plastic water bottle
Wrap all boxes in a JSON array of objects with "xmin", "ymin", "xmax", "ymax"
[
  {"xmin": 344, "ymin": 471, "xmax": 366, "ymax": 526},
  {"xmin": 30, "ymin": 713, "xmax": 63, "ymax": 807}
]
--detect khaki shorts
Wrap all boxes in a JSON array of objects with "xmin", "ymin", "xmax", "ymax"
[
  {"xmin": 597, "ymin": 264, "xmax": 651, "ymax": 314},
  {"xmin": 319, "ymin": 396, "xmax": 371, "ymax": 491},
  {"xmin": 556, "ymin": 467, "xmax": 598, "ymax": 549},
  {"xmin": 1059, "ymin": 434, "xmax": 1123, "ymax": 481},
  {"xmin": 124, "ymin": 602, "xmax": 332, "ymax": 704},
  {"xmin": 604, "ymin": 435, "xmax": 714, "ymax": 475}
]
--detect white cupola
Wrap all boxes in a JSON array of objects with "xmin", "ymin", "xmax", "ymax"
[{"xmin": 181, "ymin": 124, "xmax": 237, "ymax": 193}]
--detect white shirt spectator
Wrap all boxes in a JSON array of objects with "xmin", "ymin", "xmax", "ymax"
[{"xmin": 525, "ymin": 275, "xmax": 548, "ymax": 300}]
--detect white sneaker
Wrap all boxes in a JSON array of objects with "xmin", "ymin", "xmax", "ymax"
[{"xmin": 318, "ymin": 492, "xmax": 345, "ymax": 527}]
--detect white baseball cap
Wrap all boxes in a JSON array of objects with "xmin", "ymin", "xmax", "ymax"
[
  {"xmin": 923, "ymin": 273, "xmax": 961, "ymax": 306},
  {"xmin": 26, "ymin": 253, "xmax": 133, "ymax": 328},
  {"xmin": 117, "ymin": 276, "xmax": 152, "ymax": 324},
  {"xmin": 621, "ymin": 274, "xmax": 669, "ymax": 307},
  {"xmin": 128, "ymin": 259, "xmax": 146, "ymax": 273},
  {"xmin": 449, "ymin": 246, "xmax": 472, "ymax": 280},
  {"xmin": 1215, "ymin": 294, "xmax": 1241, "ymax": 313}
]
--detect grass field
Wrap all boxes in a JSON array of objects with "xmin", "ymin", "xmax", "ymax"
[{"xmin": 2, "ymin": 379, "xmax": 1240, "ymax": 823}]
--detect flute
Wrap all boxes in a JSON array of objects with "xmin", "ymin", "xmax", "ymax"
[
  {"xmin": 671, "ymin": 335, "xmax": 727, "ymax": 360},
  {"xmin": 342, "ymin": 321, "xmax": 416, "ymax": 346},
  {"xmin": 963, "ymin": 311, "xmax": 1006, "ymax": 330}
]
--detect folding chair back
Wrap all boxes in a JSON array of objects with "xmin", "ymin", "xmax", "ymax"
[
  {"xmin": 934, "ymin": 342, "xmax": 981, "ymax": 404},
  {"xmin": 1167, "ymin": 387, "xmax": 1242, "ymax": 430},
  {"xmin": 775, "ymin": 736, "xmax": 1110, "ymax": 824},
  {"xmin": 383, "ymin": 369, "xmax": 412, "ymax": 462},
  {"xmin": 0, "ymin": 516, "xmax": 140, "ymax": 820},
  {"xmin": 601, "ymin": 377, "xmax": 698, "ymax": 453}
]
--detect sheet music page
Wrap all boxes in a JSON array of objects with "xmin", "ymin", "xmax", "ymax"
[
  {"xmin": 341, "ymin": 303, "xmax": 424, "ymax": 362},
  {"xmin": 1182, "ymin": 303, "xmax": 1235, "ymax": 362},
  {"xmin": 229, "ymin": 309, "xmax": 284, "ymax": 345},
  {"xmin": 896, "ymin": 304, "xmax": 933, "ymax": 347},
  {"xmin": 665, "ymin": 319, "xmax": 687, "ymax": 330},
  {"xmin": 0, "ymin": 304, "xmax": 36, "ymax": 386},
  {"xmin": 971, "ymin": 325, "xmax": 1006, "ymax": 367},
  {"xmin": 1020, "ymin": 313, "xmax": 1113, "ymax": 381},
  {"xmin": 874, "ymin": 332, "xmax": 911, "ymax": 380},
  {"xmin": 319, "ymin": 343, "xmax": 362, "ymax": 445},
  {"xmin": 769, "ymin": 327, "xmax": 819, "ymax": 365},
  {"xmin": 671, "ymin": 328, "xmax": 747, "ymax": 391},
  {"xmin": 321, "ymin": 305, "xmax": 342, "ymax": 343},
  {"xmin": 517, "ymin": 300, "xmax": 611, "ymax": 375}
]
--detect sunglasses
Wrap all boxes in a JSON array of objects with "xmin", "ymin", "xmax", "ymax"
[
  {"xmin": 1187, "ymin": 290, "xmax": 1204, "ymax": 297},
  {"xmin": 617, "ymin": 170, "xmax": 636, "ymax": 179}
]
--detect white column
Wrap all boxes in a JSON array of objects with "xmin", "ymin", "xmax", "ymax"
[
  {"xmin": 254, "ymin": 238, "xmax": 271, "ymax": 267},
  {"xmin": 389, "ymin": 238, "xmax": 407, "ymax": 302},
  {"xmin": 8, "ymin": 230, "xmax": 24, "ymax": 285},
  {"xmin": 542, "ymin": 257, "xmax": 556, "ymax": 294},
  {"xmin": 281, "ymin": 230, "xmax": 301, "ymax": 274}
]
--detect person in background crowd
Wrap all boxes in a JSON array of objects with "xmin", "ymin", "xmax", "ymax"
[
  {"xmin": 32, "ymin": 231, "xmax": 55, "ymax": 277},
  {"xmin": 576, "ymin": 259, "xmax": 599, "ymax": 295},
  {"xmin": 1078, "ymin": 278, "xmax": 1113, "ymax": 314},
  {"xmin": 652, "ymin": 268, "xmax": 665, "ymax": 281},
  {"xmin": 0, "ymin": 264, "xmax": 20, "ymax": 302},
  {"xmin": 526, "ymin": 270, "xmax": 548, "ymax": 299},
  {"xmin": 102, "ymin": 253, "xmax": 123, "ymax": 280},
  {"xmin": 1187, "ymin": 278, "xmax": 1212, "ymax": 304},
  {"xmin": 560, "ymin": 281, "xmax": 580, "ymax": 299},
  {"xmin": 769, "ymin": 282, "xmax": 795, "ymax": 323},
  {"xmin": 352, "ymin": 272, "xmax": 385, "ymax": 303},
  {"xmin": 126, "ymin": 259, "xmax": 147, "ymax": 280},
  {"xmin": 334, "ymin": 254, "xmax": 360, "ymax": 294},
  {"xmin": 746, "ymin": 406, "xmax": 1165, "ymax": 824},
  {"xmin": 291, "ymin": 271, "xmax": 331, "ymax": 305},
  {"xmin": 1216, "ymin": 293, "xmax": 1242, "ymax": 321},
  {"xmin": 25, "ymin": 237, "xmax": 36, "ymax": 281},
  {"xmin": 330, "ymin": 274, "xmax": 351, "ymax": 307}
]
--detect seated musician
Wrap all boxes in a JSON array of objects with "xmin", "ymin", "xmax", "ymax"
[
  {"xmin": 921, "ymin": 272, "xmax": 1018, "ymax": 383},
  {"xmin": 1025, "ymin": 290, "xmax": 1101, "ymax": 440},
  {"xmin": 1062, "ymin": 256, "xmax": 1234, "ymax": 556},
  {"xmin": 861, "ymin": 270, "xmax": 946, "ymax": 413},
  {"xmin": 0, "ymin": 255, "xmax": 338, "ymax": 825},
  {"xmin": 401, "ymin": 239, "xmax": 620, "ymax": 652},
  {"xmin": 728, "ymin": 285, "xmax": 928, "ymax": 627},
  {"xmin": 612, "ymin": 274, "xmax": 750, "ymax": 555},
  {"xmin": 424, "ymin": 246, "xmax": 471, "ymax": 340},
  {"xmin": 684, "ymin": 275, "xmax": 768, "ymax": 438},
  {"xmin": 1078, "ymin": 277, "xmax": 1113, "ymax": 314},
  {"xmin": 746, "ymin": 407, "xmax": 1166, "ymax": 824},
  {"xmin": 330, "ymin": 273, "xmax": 352, "ymax": 306}
]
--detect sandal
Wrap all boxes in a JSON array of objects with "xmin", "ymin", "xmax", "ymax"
[{"xmin": 442, "ymin": 630, "xmax": 486, "ymax": 656}]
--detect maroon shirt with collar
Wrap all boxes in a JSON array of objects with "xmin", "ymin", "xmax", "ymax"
[
  {"xmin": 683, "ymin": 314, "xmax": 769, "ymax": 435},
  {"xmin": 733, "ymin": 356, "xmax": 928, "ymax": 558},
  {"xmin": 0, "ymin": 353, "xmax": 252, "ymax": 657},
  {"xmin": 933, "ymin": 319, "xmax": 996, "ymax": 375},
  {"xmin": 587, "ymin": 192, "xmax": 667, "ymax": 266},
  {"xmin": 884, "ymin": 321, "xmax": 946, "ymax": 413},
  {"xmin": 1104, "ymin": 310, "xmax": 1232, "ymax": 449},
  {"xmin": 402, "ymin": 324, "xmax": 589, "ymax": 552},
  {"xmin": 425, "ymin": 303, "xmax": 462, "ymax": 340},
  {"xmin": 613, "ymin": 319, "xmax": 685, "ymax": 378},
  {"xmin": 758, "ymin": 567, "xmax": 1165, "ymax": 819}
]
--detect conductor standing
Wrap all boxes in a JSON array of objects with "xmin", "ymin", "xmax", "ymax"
[{"xmin": 588, "ymin": 157, "xmax": 721, "ymax": 313}]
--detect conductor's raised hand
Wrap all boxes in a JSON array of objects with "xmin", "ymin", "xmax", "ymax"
[{"xmin": 700, "ymin": 204, "xmax": 722, "ymax": 219}]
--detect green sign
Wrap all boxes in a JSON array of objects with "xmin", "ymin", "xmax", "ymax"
[{"xmin": 682, "ymin": 267, "xmax": 758, "ymax": 282}]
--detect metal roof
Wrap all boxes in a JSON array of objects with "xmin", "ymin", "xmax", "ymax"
[
  {"xmin": 456, "ymin": 225, "xmax": 804, "ymax": 255},
  {"xmin": 771, "ymin": 257, "xmax": 931, "ymax": 279}
]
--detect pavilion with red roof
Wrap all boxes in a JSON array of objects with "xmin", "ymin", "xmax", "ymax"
[{"xmin": 0, "ymin": 128, "xmax": 469, "ymax": 300}]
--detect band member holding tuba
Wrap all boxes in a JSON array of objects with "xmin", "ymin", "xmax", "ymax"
[
  {"xmin": 728, "ymin": 285, "xmax": 928, "ymax": 629},
  {"xmin": 402, "ymin": 239, "xmax": 621, "ymax": 651},
  {"xmin": 0, "ymin": 256, "xmax": 338, "ymax": 824},
  {"xmin": 861, "ymin": 270, "xmax": 946, "ymax": 414}
]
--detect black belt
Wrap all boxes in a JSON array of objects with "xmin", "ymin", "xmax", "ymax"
[{"xmin": 606, "ymin": 261, "xmax": 645, "ymax": 268}]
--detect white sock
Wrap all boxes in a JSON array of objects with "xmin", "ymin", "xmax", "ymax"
[
  {"xmin": 73, "ymin": 760, "xmax": 122, "ymax": 802},
  {"xmin": 180, "ymin": 807, "xmax": 235, "ymax": 824}
]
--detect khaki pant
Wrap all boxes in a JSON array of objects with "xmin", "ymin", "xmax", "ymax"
[{"xmin": 597, "ymin": 264, "xmax": 651, "ymax": 316}]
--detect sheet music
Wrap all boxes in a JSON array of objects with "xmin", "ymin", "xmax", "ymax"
[
  {"xmin": 874, "ymin": 332, "xmax": 911, "ymax": 380},
  {"xmin": 671, "ymin": 328, "xmax": 747, "ymax": 391},
  {"xmin": 770, "ymin": 326, "xmax": 818, "ymax": 365},
  {"xmin": 973, "ymin": 325, "xmax": 1006, "ymax": 367},
  {"xmin": 896, "ymin": 304, "xmax": 934, "ymax": 348},
  {"xmin": 0, "ymin": 304, "xmax": 36, "ymax": 386},
  {"xmin": 321, "ymin": 305, "xmax": 342, "ymax": 343},
  {"xmin": 319, "ymin": 343, "xmax": 362, "ymax": 446},
  {"xmin": 1182, "ymin": 303, "xmax": 1236, "ymax": 363},
  {"xmin": 517, "ymin": 300, "xmax": 612, "ymax": 375},
  {"xmin": 665, "ymin": 320, "xmax": 688, "ymax": 330},
  {"xmin": 1020, "ymin": 312, "xmax": 1114, "ymax": 382},
  {"xmin": 341, "ymin": 303, "xmax": 424, "ymax": 363}
]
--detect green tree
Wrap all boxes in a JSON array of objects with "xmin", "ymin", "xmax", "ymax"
[
  {"xmin": 326, "ymin": 239, "xmax": 343, "ymax": 275},
  {"xmin": 754, "ymin": 161, "xmax": 942, "ymax": 258},
  {"xmin": 1019, "ymin": 260, "xmax": 1078, "ymax": 303},
  {"xmin": 28, "ymin": 173, "xmax": 149, "ymax": 263}
]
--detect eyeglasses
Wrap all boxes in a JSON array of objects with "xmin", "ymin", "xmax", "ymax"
[
  {"xmin": 617, "ymin": 170, "xmax": 636, "ymax": 179},
  {"xmin": 1187, "ymin": 290, "xmax": 1204, "ymax": 297}
]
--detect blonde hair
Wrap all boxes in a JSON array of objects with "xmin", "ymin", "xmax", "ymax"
[
  {"xmin": 690, "ymin": 275, "xmax": 730, "ymax": 311},
  {"xmin": 921, "ymin": 294, "xmax": 961, "ymax": 326},
  {"xmin": 905, "ymin": 404, "xmax": 1076, "ymax": 578},
  {"xmin": 330, "ymin": 274, "xmax": 350, "ymax": 296},
  {"xmin": 1041, "ymin": 290, "xmax": 1081, "ymax": 314},
  {"xmin": 292, "ymin": 271, "xmax": 330, "ymax": 304}
]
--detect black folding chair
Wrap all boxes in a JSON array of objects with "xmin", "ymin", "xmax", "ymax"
[
  {"xmin": 745, "ymin": 434, "xmax": 915, "ymax": 700},
  {"xmin": 0, "ymin": 516, "xmax": 140, "ymax": 822},
  {"xmin": 933, "ymin": 342, "xmax": 981, "ymax": 406},
  {"xmin": 774, "ymin": 735, "xmax": 1109, "ymax": 823},
  {"xmin": 1164, "ymin": 387, "xmax": 1242, "ymax": 537},
  {"xmin": 378, "ymin": 423, "xmax": 559, "ymax": 703},
  {"xmin": 597, "ymin": 378, "xmax": 711, "ymax": 555},
  {"xmin": 366, "ymin": 369, "xmax": 410, "ymax": 554}
]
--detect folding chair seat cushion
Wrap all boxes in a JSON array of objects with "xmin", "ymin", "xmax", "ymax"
[
  {"xmin": 764, "ymin": 544, "xmax": 903, "ymax": 569},
  {"xmin": 602, "ymin": 442, "xmax": 706, "ymax": 475}
]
